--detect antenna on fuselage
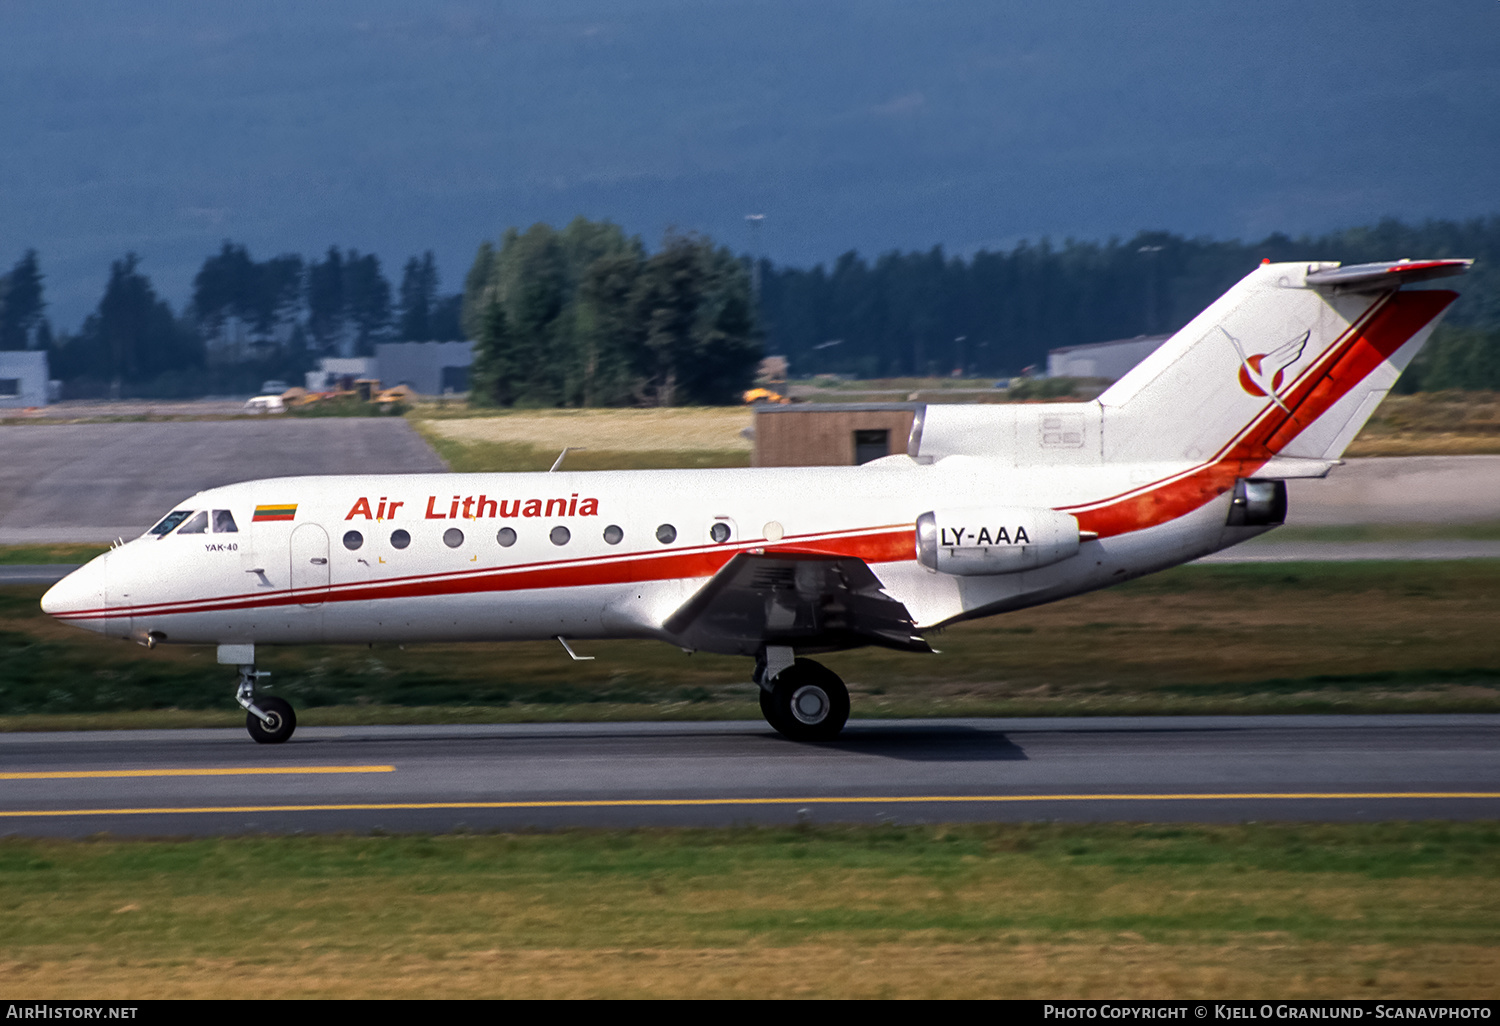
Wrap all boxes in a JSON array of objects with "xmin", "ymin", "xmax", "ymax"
[{"xmin": 549, "ymin": 447, "xmax": 586, "ymax": 472}]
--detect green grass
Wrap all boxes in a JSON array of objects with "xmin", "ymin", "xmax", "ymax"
[
  {"xmin": 420, "ymin": 433, "xmax": 751, "ymax": 473},
  {"xmin": 1, "ymin": 823, "xmax": 1496, "ymax": 997},
  {"xmin": 0, "ymin": 543, "xmax": 109, "ymax": 565},
  {"xmin": 409, "ymin": 410, "xmax": 752, "ymax": 473}
]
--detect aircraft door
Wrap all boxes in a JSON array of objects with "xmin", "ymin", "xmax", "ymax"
[{"xmin": 290, "ymin": 524, "xmax": 330, "ymax": 607}]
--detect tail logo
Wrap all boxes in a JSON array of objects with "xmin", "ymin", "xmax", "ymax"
[{"xmin": 1223, "ymin": 328, "xmax": 1309, "ymax": 411}]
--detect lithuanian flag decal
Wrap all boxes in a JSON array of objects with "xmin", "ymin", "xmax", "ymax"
[{"xmin": 252, "ymin": 504, "xmax": 298, "ymax": 522}]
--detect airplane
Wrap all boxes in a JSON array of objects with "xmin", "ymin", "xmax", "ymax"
[{"xmin": 40, "ymin": 257, "xmax": 1473, "ymax": 744}]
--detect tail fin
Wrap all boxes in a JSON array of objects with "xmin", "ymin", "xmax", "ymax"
[{"xmin": 1099, "ymin": 259, "xmax": 1469, "ymax": 467}]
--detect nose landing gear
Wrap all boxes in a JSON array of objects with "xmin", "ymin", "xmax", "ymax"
[
  {"xmin": 756, "ymin": 649, "xmax": 850, "ymax": 742},
  {"xmin": 222, "ymin": 645, "xmax": 296, "ymax": 744}
]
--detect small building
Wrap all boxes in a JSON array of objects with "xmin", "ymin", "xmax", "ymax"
[
  {"xmin": 1047, "ymin": 334, "xmax": 1169, "ymax": 381},
  {"xmin": 753, "ymin": 403, "xmax": 917, "ymax": 467},
  {"xmin": 376, "ymin": 341, "xmax": 474, "ymax": 396},
  {"xmin": 0, "ymin": 350, "xmax": 51, "ymax": 408}
]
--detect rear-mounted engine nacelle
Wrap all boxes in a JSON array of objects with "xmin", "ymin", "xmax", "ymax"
[
  {"xmin": 1226, "ymin": 478, "xmax": 1287, "ymax": 527},
  {"xmin": 916, "ymin": 506, "xmax": 1084, "ymax": 576}
]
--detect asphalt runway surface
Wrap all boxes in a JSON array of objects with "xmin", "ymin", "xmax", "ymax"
[
  {"xmin": 0, "ymin": 419, "xmax": 447, "ymax": 544},
  {"xmin": 2, "ymin": 715, "xmax": 1495, "ymax": 837},
  {"xmin": 1, "ymin": 415, "xmax": 1497, "ymax": 546},
  {"xmin": 1284, "ymin": 455, "xmax": 1500, "ymax": 525}
]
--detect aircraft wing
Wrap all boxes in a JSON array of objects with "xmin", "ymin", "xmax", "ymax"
[{"xmin": 663, "ymin": 549, "xmax": 933, "ymax": 657}]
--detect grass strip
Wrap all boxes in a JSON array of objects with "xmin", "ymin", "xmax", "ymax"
[
  {"xmin": 0, "ymin": 543, "xmax": 109, "ymax": 565},
  {"xmin": 0, "ymin": 822, "xmax": 1495, "ymax": 998}
]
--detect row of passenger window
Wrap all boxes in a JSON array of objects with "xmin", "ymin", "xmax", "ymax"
[{"xmin": 341, "ymin": 522, "xmax": 725, "ymax": 551}]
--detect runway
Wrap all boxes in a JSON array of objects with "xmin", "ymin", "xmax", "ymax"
[
  {"xmin": 0, "ymin": 419, "xmax": 447, "ymax": 544},
  {"xmin": 2, "ymin": 715, "xmax": 1496, "ymax": 837}
]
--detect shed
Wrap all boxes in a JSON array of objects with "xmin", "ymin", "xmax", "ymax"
[
  {"xmin": 0, "ymin": 350, "xmax": 50, "ymax": 408},
  {"xmin": 753, "ymin": 403, "xmax": 917, "ymax": 467}
]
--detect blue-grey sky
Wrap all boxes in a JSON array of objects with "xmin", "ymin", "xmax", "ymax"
[{"xmin": 2, "ymin": 0, "xmax": 1496, "ymax": 330}]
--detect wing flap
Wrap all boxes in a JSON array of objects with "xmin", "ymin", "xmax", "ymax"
[{"xmin": 663, "ymin": 549, "xmax": 932, "ymax": 657}]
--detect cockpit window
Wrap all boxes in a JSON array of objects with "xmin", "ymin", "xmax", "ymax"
[
  {"xmin": 213, "ymin": 510, "xmax": 239, "ymax": 533},
  {"xmin": 149, "ymin": 510, "xmax": 193, "ymax": 537},
  {"xmin": 176, "ymin": 511, "xmax": 209, "ymax": 535}
]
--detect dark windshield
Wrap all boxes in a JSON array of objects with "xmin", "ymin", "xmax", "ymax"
[
  {"xmin": 149, "ymin": 510, "xmax": 193, "ymax": 537},
  {"xmin": 176, "ymin": 511, "xmax": 209, "ymax": 535}
]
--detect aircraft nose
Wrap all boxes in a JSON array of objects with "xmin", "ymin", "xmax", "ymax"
[{"xmin": 41, "ymin": 553, "xmax": 109, "ymax": 622}]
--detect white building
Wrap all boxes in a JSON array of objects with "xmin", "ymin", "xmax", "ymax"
[
  {"xmin": 0, "ymin": 350, "xmax": 51, "ymax": 408},
  {"xmin": 1047, "ymin": 334, "xmax": 1169, "ymax": 381}
]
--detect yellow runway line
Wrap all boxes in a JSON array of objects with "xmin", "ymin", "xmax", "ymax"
[
  {"xmin": 1, "ymin": 792, "xmax": 1497, "ymax": 818},
  {"xmin": 0, "ymin": 766, "xmax": 395, "ymax": 781}
]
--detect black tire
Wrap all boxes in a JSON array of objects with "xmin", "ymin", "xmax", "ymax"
[
  {"xmin": 763, "ymin": 659, "xmax": 849, "ymax": 742},
  {"xmin": 759, "ymin": 685, "xmax": 792, "ymax": 735},
  {"xmin": 246, "ymin": 695, "xmax": 296, "ymax": 744}
]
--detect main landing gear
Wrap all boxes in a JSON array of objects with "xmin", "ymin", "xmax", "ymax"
[
  {"xmin": 222, "ymin": 645, "xmax": 296, "ymax": 744},
  {"xmin": 756, "ymin": 647, "xmax": 850, "ymax": 742}
]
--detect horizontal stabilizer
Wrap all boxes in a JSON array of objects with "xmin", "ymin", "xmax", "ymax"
[{"xmin": 1305, "ymin": 259, "xmax": 1473, "ymax": 292}]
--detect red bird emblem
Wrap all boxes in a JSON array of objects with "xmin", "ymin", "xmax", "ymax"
[{"xmin": 1222, "ymin": 328, "xmax": 1309, "ymax": 411}]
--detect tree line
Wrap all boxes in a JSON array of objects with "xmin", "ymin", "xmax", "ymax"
[
  {"xmin": 757, "ymin": 216, "xmax": 1500, "ymax": 388},
  {"xmin": 0, "ymin": 245, "xmax": 464, "ymax": 398},
  {"xmin": 4, "ymin": 214, "xmax": 1499, "ymax": 400},
  {"xmin": 462, "ymin": 219, "xmax": 758, "ymax": 407}
]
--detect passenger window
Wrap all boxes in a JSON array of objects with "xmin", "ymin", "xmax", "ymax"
[
  {"xmin": 177, "ymin": 511, "xmax": 209, "ymax": 535},
  {"xmin": 497, "ymin": 527, "xmax": 517, "ymax": 547},
  {"xmin": 212, "ymin": 510, "xmax": 238, "ymax": 533},
  {"xmin": 343, "ymin": 530, "xmax": 364, "ymax": 551},
  {"xmin": 550, "ymin": 526, "xmax": 571, "ymax": 546},
  {"xmin": 444, "ymin": 528, "xmax": 464, "ymax": 548},
  {"xmin": 149, "ymin": 510, "xmax": 192, "ymax": 537},
  {"xmin": 603, "ymin": 525, "xmax": 623, "ymax": 545},
  {"xmin": 656, "ymin": 524, "xmax": 677, "ymax": 544},
  {"xmin": 390, "ymin": 529, "xmax": 411, "ymax": 549},
  {"xmin": 710, "ymin": 522, "xmax": 731, "ymax": 543}
]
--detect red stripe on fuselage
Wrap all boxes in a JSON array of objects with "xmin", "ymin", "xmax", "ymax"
[{"xmin": 53, "ymin": 526, "xmax": 918, "ymax": 622}]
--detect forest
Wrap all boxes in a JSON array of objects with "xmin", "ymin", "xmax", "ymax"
[
  {"xmin": 2, "ymin": 216, "xmax": 1498, "ymax": 400},
  {"xmin": 756, "ymin": 217, "xmax": 1500, "ymax": 388}
]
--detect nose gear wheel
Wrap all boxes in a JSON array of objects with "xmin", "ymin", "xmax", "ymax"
[{"xmin": 246, "ymin": 695, "xmax": 296, "ymax": 744}]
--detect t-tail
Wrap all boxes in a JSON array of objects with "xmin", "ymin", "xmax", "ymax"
[
  {"xmin": 908, "ymin": 257, "xmax": 1470, "ymax": 541},
  {"xmin": 1099, "ymin": 258, "xmax": 1471, "ymax": 468},
  {"xmin": 1073, "ymin": 258, "xmax": 1472, "ymax": 537}
]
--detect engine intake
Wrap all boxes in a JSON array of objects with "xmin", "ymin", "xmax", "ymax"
[{"xmin": 916, "ymin": 506, "xmax": 1084, "ymax": 576}]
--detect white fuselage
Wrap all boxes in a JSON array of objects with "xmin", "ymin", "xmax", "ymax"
[
  {"xmin": 43, "ymin": 259, "xmax": 1468, "ymax": 664},
  {"xmin": 41, "ymin": 454, "xmax": 1268, "ymax": 653}
]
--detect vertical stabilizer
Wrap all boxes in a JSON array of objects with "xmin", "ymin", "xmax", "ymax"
[{"xmin": 1099, "ymin": 260, "xmax": 1466, "ymax": 466}]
